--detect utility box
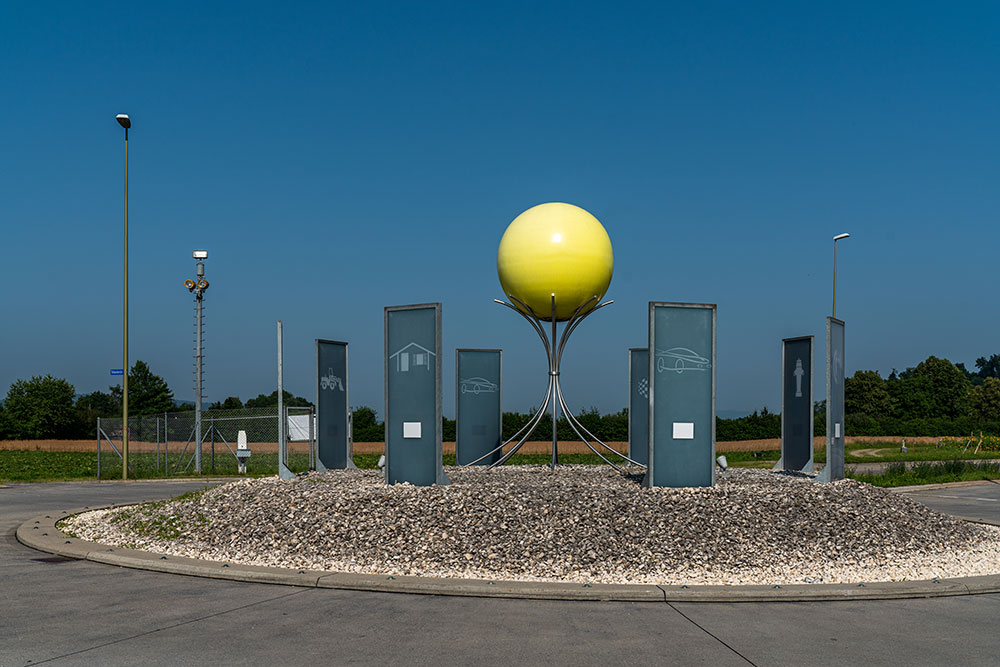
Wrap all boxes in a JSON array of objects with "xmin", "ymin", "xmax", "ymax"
[{"xmin": 236, "ymin": 429, "xmax": 251, "ymax": 473}]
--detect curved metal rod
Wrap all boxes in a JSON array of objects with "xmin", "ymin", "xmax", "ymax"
[
  {"xmin": 550, "ymin": 296, "xmax": 640, "ymax": 466},
  {"xmin": 462, "ymin": 380, "xmax": 552, "ymax": 467},
  {"xmin": 557, "ymin": 302, "xmax": 608, "ymax": 369},
  {"xmin": 496, "ymin": 297, "xmax": 551, "ymax": 363},
  {"xmin": 553, "ymin": 373, "xmax": 633, "ymax": 461},
  {"xmin": 485, "ymin": 291, "xmax": 630, "ymax": 472},
  {"xmin": 467, "ymin": 297, "xmax": 556, "ymax": 468},
  {"xmin": 555, "ymin": 380, "xmax": 646, "ymax": 468},
  {"xmin": 554, "ymin": 382, "xmax": 627, "ymax": 472},
  {"xmin": 556, "ymin": 295, "xmax": 599, "ymax": 354},
  {"xmin": 562, "ymin": 299, "xmax": 613, "ymax": 349},
  {"xmin": 489, "ymin": 376, "xmax": 556, "ymax": 468},
  {"xmin": 484, "ymin": 297, "xmax": 553, "ymax": 448},
  {"xmin": 501, "ymin": 386, "xmax": 552, "ymax": 446},
  {"xmin": 557, "ymin": 300, "xmax": 614, "ymax": 367},
  {"xmin": 495, "ymin": 297, "xmax": 548, "ymax": 350}
]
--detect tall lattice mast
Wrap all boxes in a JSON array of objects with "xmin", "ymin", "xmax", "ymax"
[{"xmin": 185, "ymin": 250, "xmax": 210, "ymax": 473}]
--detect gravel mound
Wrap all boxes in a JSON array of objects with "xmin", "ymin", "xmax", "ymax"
[{"xmin": 63, "ymin": 467, "xmax": 1000, "ymax": 585}]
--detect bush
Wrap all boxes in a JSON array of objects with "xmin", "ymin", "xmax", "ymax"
[{"xmin": 715, "ymin": 409, "xmax": 780, "ymax": 441}]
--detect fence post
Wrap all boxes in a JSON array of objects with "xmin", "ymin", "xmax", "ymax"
[
  {"xmin": 165, "ymin": 411, "xmax": 170, "ymax": 477},
  {"xmin": 156, "ymin": 416, "xmax": 160, "ymax": 474},
  {"xmin": 96, "ymin": 417, "xmax": 101, "ymax": 481},
  {"xmin": 211, "ymin": 417, "xmax": 215, "ymax": 473},
  {"xmin": 309, "ymin": 406, "xmax": 315, "ymax": 471}
]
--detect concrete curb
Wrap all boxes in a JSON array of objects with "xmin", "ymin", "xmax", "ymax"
[
  {"xmin": 16, "ymin": 504, "xmax": 1000, "ymax": 603},
  {"xmin": 890, "ymin": 479, "xmax": 1000, "ymax": 493}
]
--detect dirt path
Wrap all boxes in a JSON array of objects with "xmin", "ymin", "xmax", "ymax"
[{"xmin": 852, "ymin": 448, "xmax": 888, "ymax": 458}]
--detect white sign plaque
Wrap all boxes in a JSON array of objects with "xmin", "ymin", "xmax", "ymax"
[{"xmin": 672, "ymin": 422, "xmax": 695, "ymax": 440}]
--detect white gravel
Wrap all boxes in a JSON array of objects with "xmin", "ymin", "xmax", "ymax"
[{"xmin": 62, "ymin": 466, "xmax": 1000, "ymax": 586}]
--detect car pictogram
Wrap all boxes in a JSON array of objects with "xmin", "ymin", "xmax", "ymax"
[{"xmin": 655, "ymin": 347, "xmax": 711, "ymax": 373}]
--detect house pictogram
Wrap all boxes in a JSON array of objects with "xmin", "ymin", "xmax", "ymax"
[{"xmin": 390, "ymin": 342, "xmax": 436, "ymax": 372}]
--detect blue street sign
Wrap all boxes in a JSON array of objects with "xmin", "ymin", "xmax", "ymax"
[{"xmin": 110, "ymin": 369, "xmax": 124, "ymax": 376}]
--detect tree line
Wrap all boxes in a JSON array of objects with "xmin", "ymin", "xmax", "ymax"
[
  {"xmin": 692, "ymin": 353, "xmax": 1000, "ymax": 441},
  {"xmin": 349, "ymin": 407, "xmax": 631, "ymax": 443},
  {"xmin": 0, "ymin": 361, "xmax": 310, "ymax": 440},
  {"xmin": 3, "ymin": 354, "xmax": 999, "ymax": 441},
  {"xmin": 843, "ymin": 354, "xmax": 1000, "ymax": 436}
]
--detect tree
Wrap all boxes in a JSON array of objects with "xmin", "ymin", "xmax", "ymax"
[
  {"xmin": 352, "ymin": 405, "xmax": 378, "ymax": 429},
  {"xmin": 955, "ymin": 362, "xmax": 982, "ymax": 387},
  {"xmin": 110, "ymin": 361, "xmax": 175, "ymax": 415},
  {"xmin": 351, "ymin": 406, "xmax": 382, "ymax": 441},
  {"xmin": 845, "ymin": 370, "xmax": 894, "ymax": 419},
  {"xmin": 887, "ymin": 375, "xmax": 937, "ymax": 419},
  {"xmin": 209, "ymin": 396, "xmax": 243, "ymax": 410},
  {"xmin": 969, "ymin": 378, "xmax": 1000, "ymax": 422},
  {"xmin": 74, "ymin": 391, "xmax": 120, "ymax": 432},
  {"xmin": 2, "ymin": 375, "xmax": 79, "ymax": 439},
  {"xmin": 244, "ymin": 390, "xmax": 312, "ymax": 408},
  {"xmin": 975, "ymin": 354, "xmax": 1000, "ymax": 379},
  {"xmin": 908, "ymin": 356, "xmax": 972, "ymax": 419}
]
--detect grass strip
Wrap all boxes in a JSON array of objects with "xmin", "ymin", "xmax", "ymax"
[
  {"xmin": 9, "ymin": 450, "xmax": 997, "ymax": 487},
  {"xmin": 848, "ymin": 460, "xmax": 1000, "ymax": 487}
]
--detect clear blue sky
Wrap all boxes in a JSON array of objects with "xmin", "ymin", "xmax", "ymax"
[{"xmin": 2, "ymin": 1, "xmax": 997, "ymax": 418}]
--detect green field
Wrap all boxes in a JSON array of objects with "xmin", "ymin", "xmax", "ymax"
[
  {"xmin": 4, "ymin": 447, "xmax": 999, "ymax": 487},
  {"xmin": 845, "ymin": 439, "xmax": 1000, "ymax": 463},
  {"xmin": 0, "ymin": 450, "xmax": 634, "ymax": 483}
]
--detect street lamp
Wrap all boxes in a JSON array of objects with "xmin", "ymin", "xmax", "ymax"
[
  {"xmin": 116, "ymin": 113, "xmax": 130, "ymax": 480},
  {"xmin": 185, "ymin": 250, "xmax": 210, "ymax": 473},
  {"xmin": 832, "ymin": 233, "xmax": 850, "ymax": 318}
]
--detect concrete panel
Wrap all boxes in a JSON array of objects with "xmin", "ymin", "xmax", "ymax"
[
  {"xmin": 779, "ymin": 336, "xmax": 814, "ymax": 472},
  {"xmin": 385, "ymin": 303, "xmax": 448, "ymax": 485},
  {"xmin": 316, "ymin": 339, "xmax": 351, "ymax": 470},
  {"xmin": 628, "ymin": 348, "xmax": 649, "ymax": 465},
  {"xmin": 456, "ymin": 349, "xmax": 502, "ymax": 466},
  {"xmin": 647, "ymin": 302, "xmax": 716, "ymax": 488}
]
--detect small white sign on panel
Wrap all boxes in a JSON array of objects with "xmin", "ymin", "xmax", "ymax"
[
  {"xmin": 834, "ymin": 423, "xmax": 841, "ymax": 438},
  {"xmin": 673, "ymin": 422, "xmax": 695, "ymax": 439},
  {"xmin": 403, "ymin": 421, "xmax": 422, "ymax": 439}
]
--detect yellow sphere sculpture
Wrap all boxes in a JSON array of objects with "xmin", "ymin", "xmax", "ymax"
[{"xmin": 497, "ymin": 203, "xmax": 613, "ymax": 321}]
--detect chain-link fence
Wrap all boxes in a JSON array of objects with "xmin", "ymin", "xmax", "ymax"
[{"xmin": 97, "ymin": 406, "xmax": 315, "ymax": 479}]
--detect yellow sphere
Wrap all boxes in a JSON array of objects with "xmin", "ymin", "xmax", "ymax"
[{"xmin": 497, "ymin": 203, "xmax": 613, "ymax": 322}]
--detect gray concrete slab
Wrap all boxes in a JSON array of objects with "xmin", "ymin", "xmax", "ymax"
[
  {"xmin": 4, "ymin": 480, "xmax": 1000, "ymax": 667},
  {"xmin": 53, "ymin": 592, "xmax": 749, "ymax": 667},
  {"xmin": 670, "ymin": 594, "xmax": 1000, "ymax": 667}
]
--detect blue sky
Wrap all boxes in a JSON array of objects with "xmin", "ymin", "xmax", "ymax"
[{"xmin": 1, "ymin": 1, "xmax": 998, "ymax": 417}]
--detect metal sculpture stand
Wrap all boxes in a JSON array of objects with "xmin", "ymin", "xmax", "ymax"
[{"xmin": 464, "ymin": 294, "xmax": 646, "ymax": 472}]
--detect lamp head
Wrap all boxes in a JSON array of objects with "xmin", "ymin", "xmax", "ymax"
[
  {"xmin": 116, "ymin": 114, "xmax": 131, "ymax": 129},
  {"xmin": 192, "ymin": 250, "xmax": 208, "ymax": 260},
  {"xmin": 833, "ymin": 233, "xmax": 850, "ymax": 241}
]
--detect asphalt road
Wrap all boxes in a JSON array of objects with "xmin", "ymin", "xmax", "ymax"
[
  {"xmin": 897, "ymin": 479, "xmax": 1000, "ymax": 524},
  {"xmin": 2, "ymin": 479, "xmax": 999, "ymax": 667}
]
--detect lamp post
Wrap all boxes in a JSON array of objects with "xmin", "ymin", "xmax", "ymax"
[
  {"xmin": 185, "ymin": 251, "xmax": 210, "ymax": 473},
  {"xmin": 832, "ymin": 233, "xmax": 850, "ymax": 318},
  {"xmin": 116, "ymin": 113, "xmax": 131, "ymax": 480}
]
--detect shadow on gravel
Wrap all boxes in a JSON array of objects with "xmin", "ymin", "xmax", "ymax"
[
  {"xmin": 623, "ymin": 471, "xmax": 646, "ymax": 485},
  {"xmin": 773, "ymin": 470, "xmax": 816, "ymax": 479}
]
